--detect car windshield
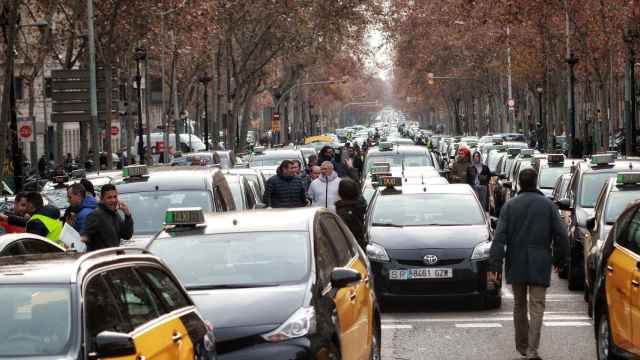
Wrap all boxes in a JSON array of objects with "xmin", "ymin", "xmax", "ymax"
[
  {"xmin": 372, "ymin": 194, "xmax": 485, "ymax": 226},
  {"xmin": 119, "ymin": 190, "xmax": 213, "ymax": 233},
  {"xmin": 580, "ymin": 172, "xmax": 617, "ymax": 208},
  {"xmin": 149, "ymin": 231, "xmax": 310, "ymax": 288},
  {"xmin": 605, "ymin": 191, "xmax": 640, "ymax": 224},
  {"xmin": 0, "ymin": 285, "xmax": 71, "ymax": 357},
  {"xmin": 539, "ymin": 167, "xmax": 571, "ymax": 189},
  {"xmin": 42, "ymin": 188, "xmax": 68, "ymax": 209}
]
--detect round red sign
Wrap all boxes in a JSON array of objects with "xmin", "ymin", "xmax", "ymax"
[
  {"xmin": 19, "ymin": 125, "xmax": 32, "ymax": 139},
  {"xmin": 111, "ymin": 126, "xmax": 119, "ymax": 136}
]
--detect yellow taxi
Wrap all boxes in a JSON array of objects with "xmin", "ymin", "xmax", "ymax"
[
  {"xmin": 592, "ymin": 200, "xmax": 640, "ymax": 359},
  {"xmin": 146, "ymin": 207, "xmax": 381, "ymax": 360}
]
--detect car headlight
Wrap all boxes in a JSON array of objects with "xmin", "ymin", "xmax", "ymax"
[
  {"xmin": 262, "ymin": 306, "xmax": 316, "ymax": 342},
  {"xmin": 471, "ymin": 241, "xmax": 492, "ymax": 261},
  {"xmin": 366, "ymin": 243, "xmax": 390, "ymax": 262}
]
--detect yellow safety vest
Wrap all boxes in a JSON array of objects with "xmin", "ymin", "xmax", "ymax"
[{"xmin": 28, "ymin": 214, "xmax": 64, "ymax": 247}]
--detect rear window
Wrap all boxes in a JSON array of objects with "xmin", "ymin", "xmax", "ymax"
[
  {"xmin": 580, "ymin": 172, "xmax": 617, "ymax": 208},
  {"xmin": 605, "ymin": 191, "xmax": 640, "ymax": 224},
  {"xmin": 539, "ymin": 166, "xmax": 571, "ymax": 189}
]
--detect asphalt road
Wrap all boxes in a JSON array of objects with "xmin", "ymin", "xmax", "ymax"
[{"xmin": 380, "ymin": 275, "xmax": 596, "ymax": 360}]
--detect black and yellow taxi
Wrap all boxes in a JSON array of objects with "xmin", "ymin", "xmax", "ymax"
[
  {"xmin": 146, "ymin": 207, "xmax": 381, "ymax": 359},
  {"xmin": 585, "ymin": 172, "xmax": 640, "ymax": 310},
  {"xmin": 592, "ymin": 200, "xmax": 640, "ymax": 360},
  {"xmin": 113, "ymin": 165, "xmax": 235, "ymax": 245},
  {"xmin": 0, "ymin": 248, "xmax": 216, "ymax": 359},
  {"xmin": 557, "ymin": 153, "xmax": 640, "ymax": 290},
  {"xmin": 365, "ymin": 178, "xmax": 500, "ymax": 309}
]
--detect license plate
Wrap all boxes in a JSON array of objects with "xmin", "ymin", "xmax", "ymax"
[{"xmin": 389, "ymin": 268, "xmax": 453, "ymax": 280}]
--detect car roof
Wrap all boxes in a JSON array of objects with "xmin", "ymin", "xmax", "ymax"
[
  {"xmin": 579, "ymin": 159, "xmax": 640, "ymax": 173},
  {"xmin": 254, "ymin": 149, "xmax": 302, "ymax": 157},
  {"xmin": 380, "ymin": 183, "xmax": 474, "ymax": 195},
  {"xmin": 115, "ymin": 166, "xmax": 220, "ymax": 192},
  {"xmin": 155, "ymin": 208, "xmax": 322, "ymax": 239},
  {"xmin": 0, "ymin": 253, "xmax": 82, "ymax": 284}
]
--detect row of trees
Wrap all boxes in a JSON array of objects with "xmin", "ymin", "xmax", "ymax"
[
  {"xmin": 1, "ymin": 0, "xmax": 385, "ymax": 174},
  {"xmin": 388, "ymin": 0, "xmax": 640, "ymax": 153}
]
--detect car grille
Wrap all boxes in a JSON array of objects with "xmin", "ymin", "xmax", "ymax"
[
  {"xmin": 396, "ymin": 258, "xmax": 465, "ymax": 267},
  {"xmin": 388, "ymin": 279, "xmax": 478, "ymax": 295}
]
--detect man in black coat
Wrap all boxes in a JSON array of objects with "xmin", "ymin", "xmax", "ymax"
[
  {"xmin": 335, "ymin": 179, "xmax": 367, "ymax": 249},
  {"xmin": 83, "ymin": 184, "xmax": 134, "ymax": 251},
  {"xmin": 263, "ymin": 160, "xmax": 308, "ymax": 208},
  {"xmin": 489, "ymin": 168, "xmax": 569, "ymax": 360}
]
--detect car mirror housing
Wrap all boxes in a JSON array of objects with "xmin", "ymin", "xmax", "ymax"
[
  {"xmin": 93, "ymin": 331, "xmax": 137, "ymax": 358},
  {"xmin": 502, "ymin": 181, "xmax": 512, "ymax": 189},
  {"xmin": 330, "ymin": 267, "xmax": 362, "ymax": 289}
]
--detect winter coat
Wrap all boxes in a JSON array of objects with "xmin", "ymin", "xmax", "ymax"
[
  {"xmin": 450, "ymin": 158, "xmax": 470, "ymax": 183},
  {"xmin": 335, "ymin": 197, "xmax": 367, "ymax": 248},
  {"xmin": 73, "ymin": 195, "xmax": 97, "ymax": 233},
  {"xmin": 467, "ymin": 163, "xmax": 491, "ymax": 186},
  {"xmin": 263, "ymin": 174, "xmax": 308, "ymax": 208},
  {"xmin": 26, "ymin": 205, "xmax": 61, "ymax": 238},
  {"xmin": 307, "ymin": 172, "xmax": 341, "ymax": 211},
  {"xmin": 489, "ymin": 190, "xmax": 570, "ymax": 287},
  {"xmin": 84, "ymin": 203, "xmax": 134, "ymax": 252}
]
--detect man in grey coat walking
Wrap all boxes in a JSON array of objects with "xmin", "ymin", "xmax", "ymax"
[{"xmin": 489, "ymin": 168, "xmax": 569, "ymax": 360}]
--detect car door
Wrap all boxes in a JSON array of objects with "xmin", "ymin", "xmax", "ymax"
[
  {"xmin": 314, "ymin": 217, "xmax": 358, "ymax": 360},
  {"xmin": 624, "ymin": 221, "xmax": 640, "ymax": 353},
  {"xmin": 105, "ymin": 267, "xmax": 181, "ymax": 359},
  {"xmin": 319, "ymin": 214, "xmax": 369, "ymax": 360},
  {"xmin": 606, "ymin": 209, "xmax": 639, "ymax": 350}
]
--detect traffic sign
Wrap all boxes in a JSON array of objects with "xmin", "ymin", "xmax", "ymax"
[
  {"xmin": 111, "ymin": 126, "xmax": 119, "ymax": 136},
  {"xmin": 18, "ymin": 121, "xmax": 33, "ymax": 142}
]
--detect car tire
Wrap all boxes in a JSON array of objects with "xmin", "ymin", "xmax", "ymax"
[
  {"xmin": 481, "ymin": 294, "xmax": 502, "ymax": 310},
  {"xmin": 370, "ymin": 317, "xmax": 382, "ymax": 360},
  {"xmin": 596, "ymin": 309, "xmax": 622, "ymax": 360}
]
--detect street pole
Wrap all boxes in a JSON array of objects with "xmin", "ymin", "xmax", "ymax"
[
  {"xmin": 87, "ymin": 0, "xmax": 100, "ymax": 172},
  {"xmin": 144, "ymin": 54, "xmax": 152, "ymax": 164},
  {"xmin": 199, "ymin": 74, "xmax": 212, "ymax": 151},
  {"xmin": 567, "ymin": 54, "xmax": 578, "ymax": 157},
  {"xmin": 160, "ymin": 14, "xmax": 168, "ymax": 162},
  {"xmin": 506, "ymin": 25, "xmax": 513, "ymax": 132},
  {"xmin": 134, "ymin": 47, "xmax": 146, "ymax": 164},
  {"xmin": 624, "ymin": 45, "xmax": 636, "ymax": 156},
  {"xmin": 537, "ymin": 86, "xmax": 544, "ymax": 151}
]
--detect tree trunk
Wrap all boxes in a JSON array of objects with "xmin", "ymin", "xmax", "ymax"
[
  {"xmin": 28, "ymin": 81, "xmax": 37, "ymax": 165},
  {"xmin": 103, "ymin": 64, "xmax": 113, "ymax": 168}
]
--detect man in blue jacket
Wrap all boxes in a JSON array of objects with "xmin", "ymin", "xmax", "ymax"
[{"xmin": 66, "ymin": 183, "xmax": 97, "ymax": 233}]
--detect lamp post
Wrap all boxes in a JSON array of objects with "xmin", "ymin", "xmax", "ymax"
[
  {"xmin": 134, "ymin": 47, "xmax": 146, "ymax": 164},
  {"xmin": 566, "ymin": 53, "xmax": 578, "ymax": 157},
  {"xmin": 536, "ymin": 85, "xmax": 544, "ymax": 151},
  {"xmin": 199, "ymin": 74, "xmax": 212, "ymax": 150}
]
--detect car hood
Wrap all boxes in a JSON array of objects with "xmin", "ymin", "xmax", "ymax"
[
  {"xmin": 189, "ymin": 282, "xmax": 307, "ymax": 342},
  {"xmin": 370, "ymin": 225, "xmax": 490, "ymax": 250}
]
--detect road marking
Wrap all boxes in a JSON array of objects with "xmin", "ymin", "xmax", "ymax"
[
  {"xmin": 544, "ymin": 321, "xmax": 591, "ymax": 327},
  {"xmin": 381, "ymin": 324, "xmax": 413, "ymax": 329},
  {"xmin": 382, "ymin": 315, "xmax": 590, "ymax": 323},
  {"xmin": 455, "ymin": 323, "xmax": 503, "ymax": 328}
]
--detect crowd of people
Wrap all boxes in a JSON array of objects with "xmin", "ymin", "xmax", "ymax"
[{"xmin": 263, "ymin": 143, "xmax": 368, "ymax": 247}]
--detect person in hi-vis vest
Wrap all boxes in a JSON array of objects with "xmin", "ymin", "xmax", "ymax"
[{"xmin": 25, "ymin": 192, "xmax": 64, "ymax": 247}]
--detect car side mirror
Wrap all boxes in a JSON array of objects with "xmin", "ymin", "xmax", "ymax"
[
  {"xmin": 93, "ymin": 331, "xmax": 136, "ymax": 359},
  {"xmin": 490, "ymin": 217, "xmax": 498, "ymax": 230},
  {"xmin": 502, "ymin": 181, "xmax": 512, "ymax": 189},
  {"xmin": 556, "ymin": 198, "xmax": 572, "ymax": 211},
  {"xmin": 330, "ymin": 267, "xmax": 362, "ymax": 289},
  {"xmin": 586, "ymin": 217, "xmax": 596, "ymax": 231}
]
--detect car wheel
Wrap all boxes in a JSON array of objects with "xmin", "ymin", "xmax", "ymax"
[
  {"xmin": 481, "ymin": 294, "xmax": 502, "ymax": 310},
  {"xmin": 596, "ymin": 309, "xmax": 621, "ymax": 360},
  {"xmin": 370, "ymin": 318, "xmax": 381, "ymax": 360},
  {"xmin": 568, "ymin": 263, "xmax": 584, "ymax": 291}
]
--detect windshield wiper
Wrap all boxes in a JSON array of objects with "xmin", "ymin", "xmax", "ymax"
[
  {"xmin": 186, "ymin": 283, "xmax": 280, "ymax": 291},
  {"xmin": 372, "ymin": 222, "xmax": 404, "ymax": 227}
]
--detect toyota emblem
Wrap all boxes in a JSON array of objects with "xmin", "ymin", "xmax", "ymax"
[{"xmin": 423, "ymin": 255, "xmax": 438, "ymax": 265}]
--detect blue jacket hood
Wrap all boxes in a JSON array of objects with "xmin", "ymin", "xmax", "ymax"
[{"xmin": 80, "ymin": 195, "xmax": 98, "ymax": 211}]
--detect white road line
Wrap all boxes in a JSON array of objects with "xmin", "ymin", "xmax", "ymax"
[
  {"xmin": 381, "ymin": 324, "xmax": 413, "ymax": 329},
  {"xmin": 544, "ymin": 321, "xmax": 591, "ymax": 327},
  {"xmin": 455, "ymin": 323, "xmax": 503, "ymax": 328},
  {"xmin": 382, "ymin": 315, "xmax": 590, "ymax": 323}
]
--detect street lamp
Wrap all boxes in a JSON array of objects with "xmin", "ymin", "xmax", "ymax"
[
  {"xmin": 134, "ymin": 47, "xmax": 146, "ymax": 164},
  {"xmin": 198, "ymin": 73, "xmax": 212, "ymax": 151},
  {"xmin": 566, "ymin": 53, "xmax": 579, "ymax": 157},
  {"xmin": 536, "ymin": 85, "xmax": 544, "ymax": 151}
]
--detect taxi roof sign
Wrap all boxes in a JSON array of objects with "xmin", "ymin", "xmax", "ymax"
[
  {"xmin": 53, "ymin": 175, "xmax": 69, "ymax": 184},
  {"xmin": 507, "ymin": 148, "xmax": 522, "ymax": 157},
  {"xmin": 382, "ymin": 176, "xmax": 402, "ymax": 188},
  {"xmin": 123, "ymin": 165, "xmax": 148, "ymax": 178},
  {"xmin": 591, "ymin": 153, "xmax": 616, "ymax": 166},
  {"xmin": 164, "ymin": 207, "xmax": 205, "ymax": 226},
  {"xmin": 547, "ymin": 154, "xmax": 565, "ymax": 164},
  {"xmin": 371, "ymin": 162, "xmax": 391, "ymax": 174},
  {"xmin": 520, "ymin": 149, "xmax": 535, "ymax": 157},
  {"xmin": 616, "ymin": 172, "xmax": 640, "ymax": 185},
  {"xmin": 493, "ymin": 138, "xmax": 504, "ymax": 145}
]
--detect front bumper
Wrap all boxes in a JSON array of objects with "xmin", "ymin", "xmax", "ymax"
[
  {"xmin": 370, "ymin": 255, "xmax": 499, "ymax": 300},
  {"xmin": 217, "ymin": 336, "xmax": 318, "ymax": 360}
]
